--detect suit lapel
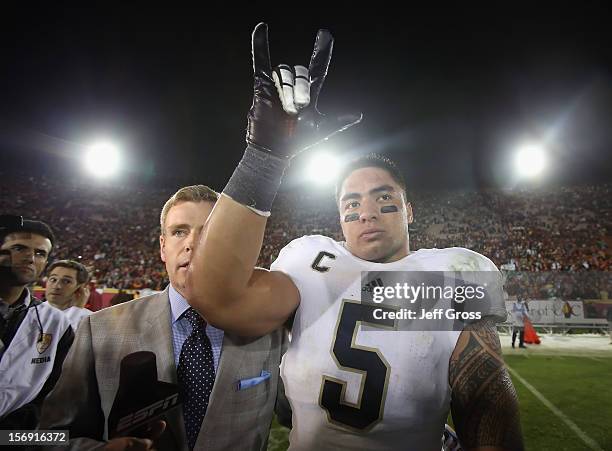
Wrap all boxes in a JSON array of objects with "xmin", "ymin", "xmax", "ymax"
[
  {"xmin": 141, "ymin": 289, "xmax": 187, "ymax": 451},
  {"xmin": 142, "ymin": 289, "xmax": 176, "ymax": 383}
]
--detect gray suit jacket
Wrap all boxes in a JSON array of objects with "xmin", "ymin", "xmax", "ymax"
[{"xmin": 39, "ymin": 288, "xmax": 284, "ymax": 451}]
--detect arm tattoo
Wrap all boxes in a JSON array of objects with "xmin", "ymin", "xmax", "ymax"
[{"xmin": 449, "ymin": 318, "xmax": 524, "ymax": 450}]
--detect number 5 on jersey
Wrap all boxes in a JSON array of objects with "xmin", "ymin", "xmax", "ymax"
[{"xmin": 319, "ymin": 300, "xmax": 398, "ymax": 431}]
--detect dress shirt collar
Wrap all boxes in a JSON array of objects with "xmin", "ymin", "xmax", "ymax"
[{"xmin": 168, "ymin": 284, "xmax": 192, "ymax": 324}]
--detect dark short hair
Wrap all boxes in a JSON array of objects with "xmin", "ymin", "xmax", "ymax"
[
  {"xmin": 0, "ymin": 216, "xmax": 55, "ymax": 246},
  {"xmin": 47, "ymin": 260, "xmax": 90, "ymax": 285},
  {"xmin": 335, "ymin": 154, "xmax": 407, "ymax": 201}
]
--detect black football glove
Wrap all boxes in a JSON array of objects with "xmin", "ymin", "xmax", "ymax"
[{"xmin": 246, "ymin": 22, "xmax": 362, "ymax": 158}]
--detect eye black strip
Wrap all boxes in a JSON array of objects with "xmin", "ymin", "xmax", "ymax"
[{"xmin": 381, "ymin": 206, "xmax": 398, "ymax": 214}]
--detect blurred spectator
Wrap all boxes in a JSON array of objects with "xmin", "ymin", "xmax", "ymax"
[
  {"xmin": 110, "ymin": 290, "xmax": 135, "ymax": 306},
  {"xmin": 85, "ymin": 278, "xmax": 105, "ymax": 311}
]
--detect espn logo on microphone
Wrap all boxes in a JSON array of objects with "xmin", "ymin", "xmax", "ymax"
[{"xmin": 116, "ymin": 394, "xmax": 179, "ymax": 432}]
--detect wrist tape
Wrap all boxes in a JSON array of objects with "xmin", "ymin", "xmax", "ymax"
[{"xmin": 222, "ymin": 145, "xmax": 289, "ymax": 216}]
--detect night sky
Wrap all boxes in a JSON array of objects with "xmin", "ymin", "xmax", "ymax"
[{"xmin": 1, "ymin": 4, "xmax": 611, "ymax": 191}]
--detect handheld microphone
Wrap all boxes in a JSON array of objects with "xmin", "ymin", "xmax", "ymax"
[{"xmin": 108, "ymin": 351, "xmax": 181, "ymax": 439}]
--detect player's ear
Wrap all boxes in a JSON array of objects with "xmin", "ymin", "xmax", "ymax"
[
  {"xmin": 159, "ymin": 234, "xmax": 166, "ymax": 263},
  {"xmin": 406, "ymin": 202, "xmax": 414, "ymax": 224}
]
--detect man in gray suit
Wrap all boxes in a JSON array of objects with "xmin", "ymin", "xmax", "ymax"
[{"xmin": 40, "ymin": 185, "xmax": 284, "ymax": 451}]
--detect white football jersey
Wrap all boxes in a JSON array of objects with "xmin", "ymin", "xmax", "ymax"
[{"xmin": 271, "ymin": 235, "xmax": 503, "ymax": 451}]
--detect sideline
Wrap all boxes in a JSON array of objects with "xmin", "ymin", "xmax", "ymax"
[{"xmin": 507, "ymin": 365, "xmax": 604, "ymax": 451}]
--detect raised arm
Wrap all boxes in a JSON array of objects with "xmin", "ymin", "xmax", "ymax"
[
  {"xmin": 449, "ymin": 319, "xmax": 525, "ymax": 451},
  {"xmin": 184, "ymin": 23, "xmax": 360, "ymax": 336}
]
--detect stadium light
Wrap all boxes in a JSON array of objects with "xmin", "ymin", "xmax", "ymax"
[
  {"xmin": 514, "ymin": 144, "xmax": 547, "ymax": 178},
  {"xmin": 306, "ymin": 152, "xmax": 340, "ymax": 185},
  {"xmin": 84, "ymin": 142, "xmax": 120, "ymax": 178}
]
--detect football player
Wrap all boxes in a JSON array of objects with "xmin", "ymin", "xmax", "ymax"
[{"xmin": 185, "ymin": 24, "xmax": 523, "ymax": 451}]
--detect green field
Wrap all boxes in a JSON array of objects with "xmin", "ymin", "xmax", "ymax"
[{"xmin": 267, "ymin": 354, "xmax": 612, "ymax": 451}]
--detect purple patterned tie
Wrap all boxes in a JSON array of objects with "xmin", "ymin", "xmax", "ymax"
[{"xmin": 177, "ymin": 308, "xmax": 215, "ymax": 450}]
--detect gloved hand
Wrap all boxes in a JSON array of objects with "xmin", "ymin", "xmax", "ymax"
[{"xmin": 246, "ymin": 22, "xmax": 362, "ymax": 158}]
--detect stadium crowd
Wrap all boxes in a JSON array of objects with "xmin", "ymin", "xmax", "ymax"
[{"xmin": 1, "ymin": 173, "xmax": 609, "ymax": 299}]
